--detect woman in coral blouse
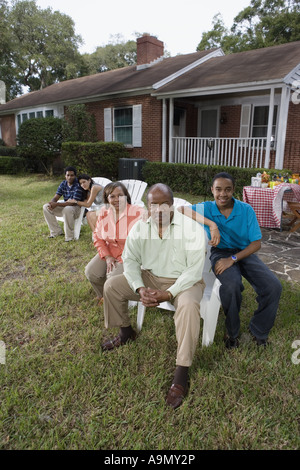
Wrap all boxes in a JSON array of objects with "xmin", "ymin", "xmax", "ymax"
[{"xmin": 85, "ymin": 181, "xmax": 143, "ymax": 300}]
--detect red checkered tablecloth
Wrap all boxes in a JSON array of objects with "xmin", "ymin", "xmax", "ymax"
[{"xmin": 243, "ymin": 183, "xmax": 300, "ymax": 228}]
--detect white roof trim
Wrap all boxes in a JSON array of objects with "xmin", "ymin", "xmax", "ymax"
[
  {"xmin": 153, "ymin": 48, "xmax": 225, "ymax": 90},
  {"xmin": 152, "ymin": 79, "xmax": 288, "ymax": 99},
  {"xmin": 284, "ymin": 63, "xmax": 300, "ymax": 87}
]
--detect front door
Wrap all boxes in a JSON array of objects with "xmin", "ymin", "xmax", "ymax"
[{"xmin": 199, "ymin": 108, "xmax": 218, "ymax": 137}]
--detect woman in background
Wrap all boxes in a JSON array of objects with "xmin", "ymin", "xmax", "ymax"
[{"xmin": 69, "ymin": 174, "xmax": 104, "ymax": 231}]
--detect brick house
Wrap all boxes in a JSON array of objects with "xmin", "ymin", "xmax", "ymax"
[{"xmin": 0, "ymin": 35, "xmax": 299, "ymax": 172}]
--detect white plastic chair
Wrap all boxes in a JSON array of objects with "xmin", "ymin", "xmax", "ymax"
[
  {"xmin": 92, "ymin": 177, "xmax": 112, "ymax": 187},
  {"xmin": 119, "ymin": 179, "xmax": 147, "ymax": 206},
  {"xmin": 55, "ymin": 203, "xmax": 86, "ymax": 240}
]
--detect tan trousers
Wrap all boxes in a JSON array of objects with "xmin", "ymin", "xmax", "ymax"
[
  {"xmin": 85, "ymin": 254, "xmax": 124, "ymax": 298},
  {"xmin": 43, "ymin": 203, "xmax": 81, "ymax": 241},
  {"xmin": 103, "ymin": 270, "xmax": 205, "ymax": 367}
]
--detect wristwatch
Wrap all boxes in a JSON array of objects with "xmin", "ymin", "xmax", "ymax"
[{"xmin": 231, "ymin": 255, "xmax": 238, "ymax": 263}]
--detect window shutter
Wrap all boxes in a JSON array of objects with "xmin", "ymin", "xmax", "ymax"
[
  {"xmin": 132, "ymin": 104, "xmax": 142, "ymax": 147},
  {"xmin": 240, "ymin": 104, "xmax": 252, "ymax": 138},
  {"xmin": 104, "ymin": 108, "xmax": 112, "ymax": 142}
]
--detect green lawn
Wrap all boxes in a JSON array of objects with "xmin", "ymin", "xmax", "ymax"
[{"xmin": 0, "ymin": 174, "xmax": 299, "ymax": 450}]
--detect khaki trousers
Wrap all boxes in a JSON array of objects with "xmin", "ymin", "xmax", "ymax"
[
  {"xmin": 103, "ymin": 270, "xmax": 205, "ymax": 367},
  {"xmin": 85, "ymin": 254, "xmax": 124, "ymax": 298},
  {"xmin": 43, "ymin": 203, "xmax": 81, "ymax": 241}
]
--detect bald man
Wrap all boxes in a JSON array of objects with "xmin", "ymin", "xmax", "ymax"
[{"xmin": 101, "ymin": 183, "xmax": 206, "ymax": 409}]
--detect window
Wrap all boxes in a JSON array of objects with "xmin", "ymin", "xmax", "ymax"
[
  {"xmin": 114, "ymin": 108, "xmax": 133, "ymax": 145},
  {"xmin": 37, "ymin": 111, "xmax": 43, "ymax": 118},
  {"xmin": 104, "ymin": 105, "xmax": 142, "ymax": 147},
  {"xmin": 29, "ymin": 112, "xmax": 35, "ymax": 119},
  {"xmin": 45, "ymin": 110, "xmax": 54, "ymax": 117},
  {"xmin": 252, "ymin": 105, "xmax": 277, "ymax": 138}
]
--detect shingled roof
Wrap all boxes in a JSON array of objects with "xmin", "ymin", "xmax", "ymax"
[
  {"xmin": 0, "ymin": 41, "xmax": 299, "ymax": 114},
  {"xmin": 0, "ymin": 49, "xmax": 216, "ymax": 113},
  {"xmin": 153, "ymin": 41, "xmax": 300, "ymax": 96}
]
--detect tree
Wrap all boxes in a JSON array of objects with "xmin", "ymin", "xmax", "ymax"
[
  {"xmin": 0, "ymin": 0, "xmax": 83, "ymax": 99},
  {"xmin": 197, "ymin": 0, "xmax": 300, "ymax": 53},
  {"xmin": 62, "ymin": 104, "xmax": 97, "ymax": 143},
  {"xmin": 82, "ymin": 34, "xmax": 137, "ymax": 74}
]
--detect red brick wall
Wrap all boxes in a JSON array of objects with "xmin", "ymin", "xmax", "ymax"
[
  {"xmin": 284, "ymin": 103, "xmax": 300, "ymax": 172},
  {"xmin": 219, "ymin": 105, "xmax": 241, "ymax": 138},
  {"xmin": 84, "ymin": 94, "xmax": 163, "ymax": 162}
]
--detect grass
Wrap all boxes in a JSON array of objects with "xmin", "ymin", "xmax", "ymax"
[{"xmin": 0, "ymin": 174, "xmax": 299, "ymax": 450}]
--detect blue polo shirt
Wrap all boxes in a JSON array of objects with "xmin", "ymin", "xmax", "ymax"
[
  {"xmin": 191, "ymin": 198, "xmax": 262, "ymax": 250},
  {"xmin": 56, "ymin": 180, "xmax": 85, "ymax": 202}
]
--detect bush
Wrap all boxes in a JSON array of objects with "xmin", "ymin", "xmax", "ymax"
[
  {"xmin": 0, "ymin": 146, "xmax": 17, "ymax": 157},
  {"xmin": 62, "ymin": 104, "xmax": 97, "ymax": 142},
  {"xmin": 17, "ymin": 117, "xmax": 63, "ymax": 175},
  {"xmin": 0, "ymin": 156, "xmax": 26, "ymax": 174},
  {"xmin": 142, "ymin": 162, "xmax": 292, "ymax": 199},
  {"xmin": 61, "ymin": 141, "xmax": 129, "ymax": 179}
]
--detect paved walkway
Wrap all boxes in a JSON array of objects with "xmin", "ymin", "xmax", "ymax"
[{"xmin": 258, "ymin": 223, "xmax": 300, "ymax": 284}]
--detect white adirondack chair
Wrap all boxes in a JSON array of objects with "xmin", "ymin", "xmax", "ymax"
[
  {"xmin": 119, "ymin": 179, "xmax": 147, "ymax": 206},
  {"xmin": 55, "ymin": 203, "xmax": 86, "ymax": 240}
]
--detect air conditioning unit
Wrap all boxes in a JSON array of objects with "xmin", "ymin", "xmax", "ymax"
[{"xmin": 118, "ymin": 158, "xmax": 147, "ymax": 180}]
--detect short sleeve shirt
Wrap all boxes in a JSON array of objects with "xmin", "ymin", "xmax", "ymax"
[
  {"xmin": 191, "ymin": 198, "xmax": 262, "ymax": 250},
  {"xmin": 56, "ymin": 180, "xmax": 85, "ymax": 202}
]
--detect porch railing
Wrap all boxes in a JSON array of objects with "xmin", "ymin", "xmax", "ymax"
[{"xmin": 172, "ymin": 137, "xmax": 270, "ymax": 168}]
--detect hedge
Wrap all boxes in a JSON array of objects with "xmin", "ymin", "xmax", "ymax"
[
  {"xmin": 0, "ymin": 156, "xmax": 26, "ymax": 174},
  {"xmin": 142, "ymin": 162, "xmax": 292, "ymax": 199},
  {"xmin": 61, "ymin": 141, "xmax": 129, "ymax": 179},
  {"xmin": 0, "ymin": 146, "xmax": 17, "ymax": 157}
]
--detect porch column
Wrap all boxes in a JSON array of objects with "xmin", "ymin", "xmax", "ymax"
[
  {"xmin": 162, "ymin": 99, "xmax": 167, "ymax": 162},
  {"xmin": 275, "ymin": 85, "xmax": 290, "ymax": 170},
  {"xmin": 168, "ymin": 98, "xmax": 174, "ymax": 163},
  {"xmin": 264, "ymin": 87, "xmax": 275, "ymax": 169}
]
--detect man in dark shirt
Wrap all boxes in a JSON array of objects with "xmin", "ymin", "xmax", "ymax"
[{"xmin": 43, "ymin": 166, "xmax": 85, "ymax": 242}]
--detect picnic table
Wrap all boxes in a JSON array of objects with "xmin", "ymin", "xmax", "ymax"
[{"xmin": 242, "ymin": 183, "xmax": 300, "ymax": 229}]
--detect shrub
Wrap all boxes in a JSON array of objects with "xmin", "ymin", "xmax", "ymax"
[
  {"xmin": 0, "ymin": 156, "xmax": 26, "ymax": 174},
  {"xmin": 61, "ymin": 141, "xmax": 129, "ymax": 179},
  {"xmin": 17, "ymin": 117, "xmax": 63, "ymax": 175},
  {"xmin": 142, "ymin": 162, "xmax": 292, "ymax": 199},
  {"xmin": 62, "ymin": 104, "xmax": 97, "ymax": 143},
  {"xmin": 0, "ymin": 146, "xmax": 17, "ymax": 157}
]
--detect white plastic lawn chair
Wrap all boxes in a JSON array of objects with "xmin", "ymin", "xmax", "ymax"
[
  {"xmin": 119, "ymin": 179, "xmax": 147, "ymax": 206},
  {"xmin": 55, "ymin": 203, "xmax": 86, "ymax": 240}
]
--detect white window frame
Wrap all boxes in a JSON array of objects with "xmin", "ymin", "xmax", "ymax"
[
  {"xmin": 104, "ymin": 104, "xmax": 142, "ymax": 147},
  {"xmin": 15, "ymin": 105, "xmax": 63, "ymax": 133}
]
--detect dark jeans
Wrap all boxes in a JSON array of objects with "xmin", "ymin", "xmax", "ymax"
[{"xmin": 210, "ymin": 247, "xmax": 282, "ymax": 339}]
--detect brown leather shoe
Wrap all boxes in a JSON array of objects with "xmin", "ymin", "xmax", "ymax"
[
  {"xmin": 101, "ymin": 330, "xmax": 137, "ymax": 351},
  {"xmin": 166, "ymin": 383, "xmax": 188, "ymax": 409}
]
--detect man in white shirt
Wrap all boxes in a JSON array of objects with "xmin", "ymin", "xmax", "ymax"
[{"xmin": 102, "ymin": 183, "xmax": 206, "ymax": 409}]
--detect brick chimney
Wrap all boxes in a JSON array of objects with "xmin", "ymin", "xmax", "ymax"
[{"xmin": 137, "ymin": 34, "xmax": 164, "ymax": 66}]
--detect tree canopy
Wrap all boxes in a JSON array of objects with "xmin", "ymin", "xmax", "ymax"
[
  {"xmin": 0, "ymin": 0, "xmax": 83, "ymax": 99},
  {"xmin": 197, "ymin": 0, "xmax": 300, "ymax": 53}
]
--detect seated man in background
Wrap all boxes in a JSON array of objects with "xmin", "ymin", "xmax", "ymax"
[
  {"xmin": 189, "ymin": 172, "xmax": 282, "ymax": 349},
  {"xmin": 43, "ymin": 166, "xmax": 85, "ymax": 242},
  {"xmin": 102, "ymin": 183, "xmax": 206, "ymax": 409}
]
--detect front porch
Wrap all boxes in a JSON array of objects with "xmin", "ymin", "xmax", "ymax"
[{"xmin": 171, "ymin": 136, "xmax": 274, "ymax": 169}]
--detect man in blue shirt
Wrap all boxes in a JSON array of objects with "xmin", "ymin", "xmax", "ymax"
[
  {"xmin": 43, "ymin": 166, "xmax": 85, "ymax": 242},
  {"xmin": 191, "ymin": 172, "xmax": 282, "ymax": 349}
]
